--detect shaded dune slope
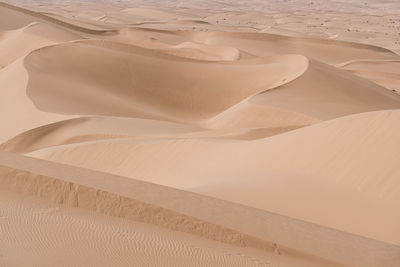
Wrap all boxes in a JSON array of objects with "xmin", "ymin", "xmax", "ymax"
[
  {"xmin": 338, "ymin": 59, "xmax": 400, "ymax": 92},
  {"xmin": 0, "ymin": 4, "xmax": 398, "ymax": 140},
  {"xmin": 23, "ymin": 38, "xmax": 400, "ymax": 126},
  {"xmin": 248, "ymin": 59, "xmax": 400, "ymax": 120},
  {"xmin": 24, "ymin": 40, "xmax": 309, "ymax": 121}
]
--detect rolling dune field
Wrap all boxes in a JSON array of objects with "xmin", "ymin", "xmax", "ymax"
[{"xmin": 0, "ymin": 1, "xmax": 399, "ymax": 266}]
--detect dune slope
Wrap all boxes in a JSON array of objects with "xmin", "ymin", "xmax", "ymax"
[
  {"xmin": 28, "ymin": 110, "xmax": 400, "ymax": 245},
  {"xmin": 24, "ymin": 40, "xmax": 308, "ymax": 121}
]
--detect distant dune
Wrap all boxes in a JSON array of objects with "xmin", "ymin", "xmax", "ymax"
[{"xmin": 0, "ymin": 1, "xmax": 399, "ymax": 266}]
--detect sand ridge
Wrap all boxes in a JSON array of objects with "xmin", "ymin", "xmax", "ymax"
[
  {"xmin": 1, "ymin": 151, "xmax": 398, "ymax": 267},
  {"xmin": 25, "ymin": 110, "xmax": 400, "ymax": 246}
]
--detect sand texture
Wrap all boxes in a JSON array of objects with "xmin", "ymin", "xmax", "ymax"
[{"xmin": 0, "ymin": 1, "xmax": 399, "ymax": 266}]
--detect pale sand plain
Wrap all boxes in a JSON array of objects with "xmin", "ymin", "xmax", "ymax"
[{"xmin": 0, "ymin": 0, "xmax": 400, "ymax": 266}]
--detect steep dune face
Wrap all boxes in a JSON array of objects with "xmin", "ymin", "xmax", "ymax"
[
  {"xmin": 0, "ymin": 13, "xmax": 86, "ymax": 143},
  {"xmin": 0, "ymin": 59, "xmax": 71, "ymax": 143},
  {"xmin": 250, "ymin": 59, "xmax": 400, "ymax": 120},
  {"xmin": 28, "ymin": 110, "xmax": 400, "ymax": 245},
  {"xmin": 24, "ymin": 40, "xmax": 309, "ymax": 121},
  {"xmin": 338, "ymin": 60, "xmax": 400, "ymax": 92},
  {"xmin": 21, "ymin": 32, "xmax": 400, "ymax": 129},
  {"xmin": 206, "ymin": 58, "xmax": 400, "ymax": 128}
]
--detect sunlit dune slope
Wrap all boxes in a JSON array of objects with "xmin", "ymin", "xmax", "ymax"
[
  {"xmin": 28, "ymin": 110, "xmax": 400, "ymax": 245},
  {"xmin": 0, "ymin": 22, "xmax": 81, "ymax": 68},
  {"xmin": 0, "ymin": 190, "xmax": 275, "ymax": 267},
  {"xmin": 0, "ymin": 116, "xmax": 206, "ymax": 154},
  {"xmin": 0, "ymin": 58, "xmax": 71, "ymax": 143},
  {"xmin": 1, "ymin": 152, "xmax": 396, "ymax": 267}
]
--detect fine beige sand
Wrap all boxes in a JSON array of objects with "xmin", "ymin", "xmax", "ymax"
[{"xmin": 0, "ymin": 1, "xmax": 400, "ymax": 266}]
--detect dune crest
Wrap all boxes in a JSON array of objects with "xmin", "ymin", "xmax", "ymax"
[{"xmin": 0, "ymin": 22, "xmax": 81, "ymax": 68}]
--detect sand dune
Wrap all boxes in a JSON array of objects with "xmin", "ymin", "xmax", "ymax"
[
  {"xmin": 1, "ymin": 152, "xmax": 397, "ymax": 267},
  {"xmin": 27, "ymin": 110, "xmax": 400, "ymax": 246},
  {"xmin": 338, "ymin": 59, "xmax": 400, "ymax": 92},
  {"xmin": 24, "ymin": 39, "xmax": 309, "ymax": 121},
  {"xmin": 0, "ymin": 58, "xmax": 71, "ymax": 143},
  {"xmin": 249, "ymin": 59, "xmax": 400, "ymax": 120},
  {"xmin": 0, "ymin": 116, "xmax": 206, "ymax": 154},
  {"xmin": 189, "ymin": 31, "xmax": 399, "ymax": 64},
  {"xmin": 1, "ymin": 1, "xmax": 400, "ymax": 266},
  {"xmin": 159, "ymin": 42, "xmax": 241, "ymax": 61}
]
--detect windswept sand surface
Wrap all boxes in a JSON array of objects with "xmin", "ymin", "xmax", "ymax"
[
  {"xmin": 0, "ymin": 1, "xmax": 400, "ymax": 266},
  {"xmin": 0, "ymin": 190, "xmax": 276, "ymax": 267}
]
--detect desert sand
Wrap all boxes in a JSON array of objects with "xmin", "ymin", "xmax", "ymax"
[{"xmin": 0, "ymin": 0, "xmax": 399, "ymax": 266}]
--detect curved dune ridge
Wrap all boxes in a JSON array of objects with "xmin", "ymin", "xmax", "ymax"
[
  {"xmin": 24, "ymin": 39, "xmax": 309, "ymax": 121},
  {"xmin": 337, "ymin": 59, "xmax": 400, "ymax": 92},
  {"xmin": 1, "ymin": 2, "xmax": 400, "ymax": 267},
  {"xmin": 0, "ymin": 116, "xmax": 207, "ymax": 154},
  {"xmin": 0, "ymin": 22, "xmax": 82, "ymax": 67}
]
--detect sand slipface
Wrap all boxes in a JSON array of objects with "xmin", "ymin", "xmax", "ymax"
[{"xmin": 0, "ymin": 1, "xmax": 400, "ymax": 266}]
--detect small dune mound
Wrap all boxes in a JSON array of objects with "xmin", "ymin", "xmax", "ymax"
[{"xmin": 160, "ymin": 42, "xmax": 241, "ymax": 61}]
